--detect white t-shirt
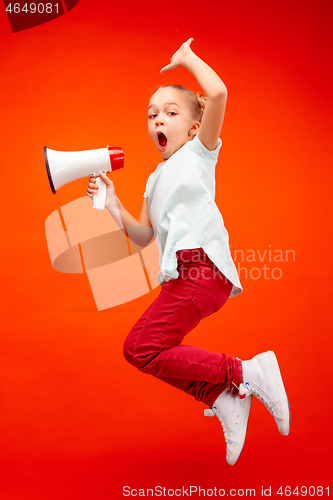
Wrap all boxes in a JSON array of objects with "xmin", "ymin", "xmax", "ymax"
[{"xmin": 144, "ymin": 135, "xmax": 242, "ymax": 297}]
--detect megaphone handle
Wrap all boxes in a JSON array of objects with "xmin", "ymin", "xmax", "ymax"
[{"xmin": 93, "ymin": 177, "xmax": 106, "ymax": 211}]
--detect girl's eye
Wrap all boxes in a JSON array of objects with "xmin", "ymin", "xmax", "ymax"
[
  {"xmin": 149, "ymin": 113, "xmax": 157, "ymax": 119},
  {"xmin": 168, "ymin": 111, "xmax": 177, "ymax": 116}
]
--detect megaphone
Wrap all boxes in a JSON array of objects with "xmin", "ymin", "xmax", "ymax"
[{"xmin": 44, "ymin": 145, "xmax": 124, "ymax": 210}]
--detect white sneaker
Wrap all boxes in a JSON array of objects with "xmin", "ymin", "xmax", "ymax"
[
  {"xmin": 204, "ymin": 388, "xmax": 252, "ymax": 465},
  {"xmin": 241, "ymin": 351, "xmax": 290, "ymax": 436}
]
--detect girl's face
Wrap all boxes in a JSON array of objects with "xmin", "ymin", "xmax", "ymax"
[{"xmin": 148, "ymin": 87, "xmax": 200, "ymax": 160}]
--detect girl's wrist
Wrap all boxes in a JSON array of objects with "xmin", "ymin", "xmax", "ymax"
[
  {"xmin": 180, "ymin": 50, "xmax": 197, "ymax": 71},
  {"xmin": 105, "ymin": 195, "xmax": 119, "ymax": 213}
]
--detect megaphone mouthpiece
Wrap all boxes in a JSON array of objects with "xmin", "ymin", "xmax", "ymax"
[{"xmin": 107, "ymin": 147, "xmax": 124, "ymax": 172}]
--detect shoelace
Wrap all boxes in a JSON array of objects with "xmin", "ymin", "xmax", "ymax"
[
  {"xmin": 234, "ymin": 382, "xmax": 276, "ymax": 415},
  {"xmin": 231, "ymin": 381, "xmax": 250, "ymax": 399},
  {"xmin": 204, "ymin": 407, "xmax": 230, "ymax": 443}
]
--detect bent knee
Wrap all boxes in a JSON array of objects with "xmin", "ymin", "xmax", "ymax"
[
  {"xmin": 123, "ymin": 335, "xmax": 135, "ymax": 366},
  {"xmin": 123, "ymin": 341, "xmax": 153, "ymax": 372},
  {"xmin": 123, "ymin": 330, "xmax": 158, "ymax": 371}
]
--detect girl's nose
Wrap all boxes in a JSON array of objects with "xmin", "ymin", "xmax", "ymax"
[{"xmin": 155, "ymin": 116, "xmax": 165, "ymax": 126}]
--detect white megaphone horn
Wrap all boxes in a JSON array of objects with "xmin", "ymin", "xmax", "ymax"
[{"xmin": 44, "ymin": 145, "xmax": 124, "ymax": 210}]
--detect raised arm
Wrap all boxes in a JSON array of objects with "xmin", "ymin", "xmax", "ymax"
[{"xmin": 160, "ymin": 38, "xmax": 227, "ymax": 151}]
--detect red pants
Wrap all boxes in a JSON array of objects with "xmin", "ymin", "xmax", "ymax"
[{"xmin": 123, "ymin": 248, "xmax": 243, "ymax": 407}]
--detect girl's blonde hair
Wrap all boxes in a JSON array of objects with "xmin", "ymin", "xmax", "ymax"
[{"xmin": 155, "ymin": 84, "xmax": 207, "ymax": 123}]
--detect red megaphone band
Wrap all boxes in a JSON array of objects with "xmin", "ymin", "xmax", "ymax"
[{"xmin": 108, "ymin": 147, "xmax": 124, "ymax": 171}]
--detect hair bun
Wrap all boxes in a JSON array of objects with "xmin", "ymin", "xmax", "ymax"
[{"xmin": 194, "ymin": 93, "xmax": 207, "ymax": 117}]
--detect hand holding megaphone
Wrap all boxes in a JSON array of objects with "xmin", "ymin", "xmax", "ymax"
[
  {"xmin": 87, "ymin": 173, "xmax": 117, "ymax": 210},
  {"xmin": 44, "ymin": 145, "xmax": 124, "ymax": 210}
]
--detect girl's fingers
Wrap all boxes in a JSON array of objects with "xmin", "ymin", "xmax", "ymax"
[
  {"xmin": 87, "ymin": 183, "xmax": 99, "ymax": 191},
  {"xmin": 160, "ymin": 39, "xmax": 194, "ymax": 73},
  {"xmin": 160, "ymin": 64, "xmax": 172, "ymax": 74},
  {"xmin": 99, "ymin": 172, "xmax": 114, "ymax": 187}
]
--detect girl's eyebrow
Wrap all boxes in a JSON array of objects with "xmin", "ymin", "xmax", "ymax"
[
  {"xmin": 148, "ymin": 102, "xmax": 180, "ymax": 110},
  {"xmin": 164, "ymin": 102, "xmax": 180, "ymax": 107}
]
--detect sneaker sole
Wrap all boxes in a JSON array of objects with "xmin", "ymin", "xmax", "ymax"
[{"xmin": 267, "ymin": 351, "xmax": 290, "ymax": 436}]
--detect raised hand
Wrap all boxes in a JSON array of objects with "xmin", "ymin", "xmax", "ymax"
[{"xmin": 160, "ymin": 38, "xmax": 194, "ymax": 74}]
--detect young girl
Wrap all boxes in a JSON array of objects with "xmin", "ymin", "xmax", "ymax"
[{"xmin": 87, "ymin": 39, "xmax": 290, "ymax": 465}]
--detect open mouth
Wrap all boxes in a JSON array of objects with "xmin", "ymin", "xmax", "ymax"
[{"xmin": 157, "ymin": 132, "xmax": 167, "ymax": 151}]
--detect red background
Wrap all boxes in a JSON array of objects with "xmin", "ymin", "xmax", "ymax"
[{"xmin": 0, "ymin": 0, "xmax": 332, "ymax": 498}]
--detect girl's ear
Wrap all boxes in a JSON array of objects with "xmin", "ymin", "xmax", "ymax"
[{"xmin": 189, "ymin": 121, "xmax": 200, "ymax": 137}]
